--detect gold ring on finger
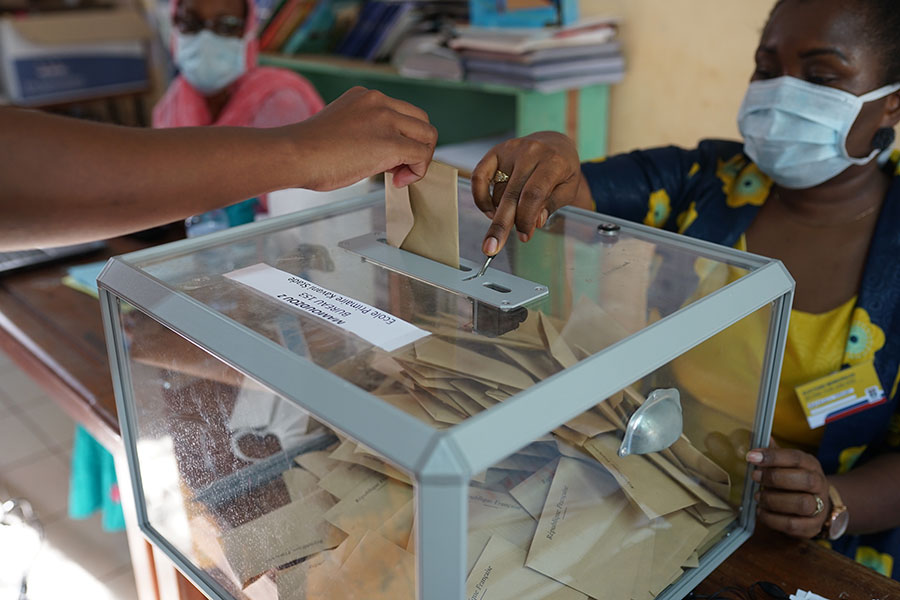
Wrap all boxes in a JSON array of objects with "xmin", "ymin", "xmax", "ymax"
[
  {"xmin": 812, "ymin": 495, "xmax": 825, "ymax": 516},
  {"xmin": 492, "ymin": 170, "xmax": 510, "ymax": 184}
]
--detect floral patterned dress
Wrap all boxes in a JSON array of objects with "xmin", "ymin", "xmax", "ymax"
[{"xmin": 581, "ymin": 140, "xmax": 900, "ymax": 578}]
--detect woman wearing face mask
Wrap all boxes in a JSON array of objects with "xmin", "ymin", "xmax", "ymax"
[
  {"xmin": 471, "ymin": 0, "xmax": 900, "ymax": 579},
  {"xmin": 153, "ymin": 0, "xmax": 324, "ymax": 130}
]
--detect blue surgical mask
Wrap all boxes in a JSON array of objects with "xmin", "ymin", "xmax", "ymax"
[
  {"xmin": 737, "ymin": 76, "xmax": 900, "ymax": 189},
  {"xmin": 174, "ymin": 30, "xmax": 247, "ymax": 95}
]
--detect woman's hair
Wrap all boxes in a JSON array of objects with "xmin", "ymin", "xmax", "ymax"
[{"xmin": 770, "ymin": 0, "xmax": 900, "ymax": 84}]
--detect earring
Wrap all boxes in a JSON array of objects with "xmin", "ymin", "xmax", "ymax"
[{"xmin": 872, "ymin": 127, "xmax": 896, "ymax": 151}]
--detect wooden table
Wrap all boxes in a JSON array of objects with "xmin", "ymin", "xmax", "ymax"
[
  {"xmin": 1, "ymin": 241, "xmax": 899, "ymax": 600},
  {"xmin": 0, "ymin": 235, "xmax": 204, "ymax": 600}
]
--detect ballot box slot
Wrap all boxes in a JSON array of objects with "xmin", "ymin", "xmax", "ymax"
[{"xmin": 339, "ymin": 232, "xmax": 549, "ymax": 311}]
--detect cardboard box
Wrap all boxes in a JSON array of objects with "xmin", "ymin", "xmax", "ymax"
[{"xmin": 0, "ymin": 8, "xmax": 151, "ymax": 106}]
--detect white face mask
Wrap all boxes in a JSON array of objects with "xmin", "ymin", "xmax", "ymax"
[
  {"xmin": 737, "ymin": 76, "xmax": 900, "ymax": 189},
  {"xmin": 174, "ymin": 30, "xmax": 247, "ymax": 95}
]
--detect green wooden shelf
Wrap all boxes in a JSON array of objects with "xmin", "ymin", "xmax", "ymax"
[{"xmin": 260, "ymin": 53, "xmax": 609, "ymax": 158}]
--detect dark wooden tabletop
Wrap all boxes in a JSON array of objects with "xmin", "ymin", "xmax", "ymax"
[
  {"xmin": 0, "ymin": 235, "xmax": 174, "ymax": 450},
  {"xmin": 1, "ymin": 241, "xmax": 899, "ymax": 598}
]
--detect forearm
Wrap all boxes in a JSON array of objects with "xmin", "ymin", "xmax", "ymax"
[
  {"xmin": 0, "ymin": 108, "xmax": 304, "ymax": 249},
  {"xmin": 831, "ymin": 453, "xmax": 900, "ymax": 535}
]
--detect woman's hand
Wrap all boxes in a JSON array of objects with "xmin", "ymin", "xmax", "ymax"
[
  {"xmin": 471, "ymin": 132, "xmax": 593, "ymax": 256},
  {"xmin": 747, "ymin": 446, "xmax": 830, "ymax": 538}
]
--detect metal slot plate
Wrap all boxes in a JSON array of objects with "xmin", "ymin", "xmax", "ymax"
[{"xmin": 339, "ymin": 232, "xmax": 549, "ymax": 310}]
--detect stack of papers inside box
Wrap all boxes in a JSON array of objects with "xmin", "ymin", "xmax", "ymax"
[{"xmin": 197, "ymin": 297, "xmax": 739, "ymax": 600}]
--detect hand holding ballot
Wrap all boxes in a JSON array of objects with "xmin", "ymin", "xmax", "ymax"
[{"xmin": 0, "ymin": 87, "xmax": 437, "ymax": 250}]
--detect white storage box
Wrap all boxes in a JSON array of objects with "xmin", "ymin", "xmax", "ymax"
[{"xmin": 0, "ymin": 8, "xmax": 150, "ymax": 105}]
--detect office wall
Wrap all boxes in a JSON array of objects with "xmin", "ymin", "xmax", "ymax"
[{"xmin": 581, "ymin": 0, "xmax": 773, "ymax": 155}]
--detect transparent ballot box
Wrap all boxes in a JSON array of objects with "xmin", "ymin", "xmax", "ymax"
[{"xmin": 98, "ymin": 181, "xmax": 793, "ymax": 600}]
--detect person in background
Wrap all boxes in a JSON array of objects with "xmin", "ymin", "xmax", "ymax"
[
  {"xmin": 154, "ymin": 0, "xmax": 325, "ymax": 228},
  {"xmin": 472, "ymin": 0, "xmax": 900, "ymax": 579},
  {"xmin": 154, "ymin": 0, "xmax": 323, "ymax": 129}
]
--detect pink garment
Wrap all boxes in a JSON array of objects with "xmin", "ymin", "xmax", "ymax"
[{"xmin": 152, "ymin": 0, "xmax": 325, "ymax": 129}]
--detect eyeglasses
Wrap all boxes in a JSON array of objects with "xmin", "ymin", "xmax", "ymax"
[{"xmin": 174, "ymin": 12, "xmax": 245, "ymax": 38}]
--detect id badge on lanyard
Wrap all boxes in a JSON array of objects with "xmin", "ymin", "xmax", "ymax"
[{"xmin": 795, "ymin": 361, "xmax": 886, "ymax": 428}]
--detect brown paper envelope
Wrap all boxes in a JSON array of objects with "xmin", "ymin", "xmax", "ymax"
[
  {"xmin": 683, "ymin": 551, "xmax": 700, "ymax": 568},
  {"xmin": 414, "ymin": 337, "xmax": 535, "ymax": 389},
  {"xmin": 696, "ymin": 513, "xmax": 738, "ymax": 556},
  {"xmin": 493, "ymin": 453, "xmax": 552, "ymax": 473},
  {"xmin": 396, "ymin": 358, "xmax": 459, "ymax": 380},
  {"xmin": 517, "ymin": 441, "xmax": 562, "ymax": 460},
  {"xmin": 510, "ymin": 458, "xmax": 560, "ymax": 519},
  {"xmin": 583, "ymin": 434, "xmax": 697, "ymax": 519},
  {"xmin": 622, "ymin": 386, "xmax": 646, "ymax": 407},
  {"xmin": 274, "ymin": 531, "xmax": 366, "ymax": 599},
  {"xmin": 318, "ymin": 462, "xmax": 385, "ymax": 500},
  {"xmin": 497, "ymin": 345, "xmax": 561, "ymax": 381},
  {"xmin": 486, "ymin": 389, "xmax": 512, "ymax": 402},
  {"xmin": 446, "ymin": 388, "xmax": 484, "ymax": 416},
  {"xmin": 427, "ymin": 326, "xmax": 542, "ymax": 351},
  {"xmin": 466, "ymin": 535, "xmax": 587, "ymax": 600},
  {"xmin": 430, "ymin": 388, "xmax": 470, "ymax": 413},
  {"xmin": 330, "ymin": 439, "xmax": 412, "ymax": 485},
  {"xmin": 407, "ymin": 508, "xmax": 417, "ymax": 553},
  {"xmin": 221, "ymin": 489, "xmax": 345, "ymax": 586},
  {"xmin": 645, "ymin": 510, "xmax": 709, "ymax": 595},
  {"xmin": 402, "ymin": 365, "xmax": 459, "ymax": 391},
  {"xmin": 412, "ymin": 388, "xmax": 466, "ymax": 424},
  {"xmin": 560, "ymin": 295, "xmax": 632, "ymax": 357},
  {"xmin": 385, "ymin": 172, "xmax": 415, "ymax": 248},
  {"xmin": 375, "ymin": 392, "xmax": 443, "ymax": 428},
  {"xmin": 378, "ymin": 499, "xmax": 415, "ymax": 549},
  {"xmin": 646, "ymin": 453, "xmax": 731, "ymax": 511},
  {"xmin": 339, "ymin": 530, "xmax": 416, "ymax": 600},
  {"xmin": 242, "ymin": 572, "xmax": 277, "ymax": 600},
  {"xmin": 595, "ymin": 400, "xmax": 626, "ymax": 430},
  {"xmin": 324, "ymin": 478, "xmax": 413, "ymax": 536},
  {"xmin": 538, "ymin": 313, "xmax": 578, "ymax": 369},
  {"xmin": 295, "ymin": 450, "xmax": 340, "ymax": 479},
  {"xmin": 670, "ymin": 436, "xmax": 732, "ymax": 501},
  {"xmin": 370, "ymin": 352, "xmax": 407, "ymax": 380},
  {"xmin": 275, "ymin": 548, "xmax": 343, "ymax": 600},
  {"xmin": 499, "ymin": 310, "xmax": 548, "ymax": 349},
  {"xmin": 552, "ymin": 425, "xmax": 588, "ymax": 447},
  {"xmin": 283, "ymin": 468, "xmax": 319, "ymax": 501},
  {"xmin": 386, "ymin": 161, "xmax": 460, "ymax": 268},
  {"xmin": 686, "ymin": 504, "xmax": 736, "ymax": 524},
  {"xmin": 564, "ymin": 410, "xmax": 617, "ymax": 438},
  {"xmin": 526, "ymin": 457, "xmax": 654, "ymax": 600},
  {"xmin": 468, "ymin": 487, "xmax": 537, "ymax": 574},
  {"xmin": 484, "ymin": 469, "xmax": 533, "ymax": 492}
]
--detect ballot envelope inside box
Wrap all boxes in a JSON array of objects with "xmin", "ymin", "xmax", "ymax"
[{"xmin": 98, "ymin": 179, "xmax": 793, "ymax": 600}]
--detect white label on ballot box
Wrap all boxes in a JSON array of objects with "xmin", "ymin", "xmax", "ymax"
[{"xmin": 225, "ymin": 263, "xmax": 430, "ymax": 352}]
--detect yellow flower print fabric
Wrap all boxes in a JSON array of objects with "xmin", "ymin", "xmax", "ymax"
[
  {"xmin": 677, "ymin": 202, "xmax": 698, "ymax": 233},
  {"xmin": 644, "ymin": 189, "xmax": 671, "ymax": 228},
  {"xmin": 716, "ymin": 154, "xmax": 773, "ymax": 208},
  {"xmin": 837, "ymin": 445, "xmax": 867, "ymax": 474},
  {"xmin": 856, "ymin": 546, "xmax": 894, "ymax": 577},
  {"xmin": 843, "ymin": 308, "xmax": 886, "ymax": 365}
]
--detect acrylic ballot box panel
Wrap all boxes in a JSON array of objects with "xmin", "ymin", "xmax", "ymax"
[{"xmin": 98, "ymin": 182, "xmax": 793, "ymax": 600}]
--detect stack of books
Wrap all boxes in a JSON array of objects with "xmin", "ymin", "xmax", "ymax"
[
  {"xmin": 258, "ymin": 0, "xmax": 466, "ymax": 60},
  {"xmin": 449, "ymin": 18, "xmax": 624, "ymax": 92}
]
